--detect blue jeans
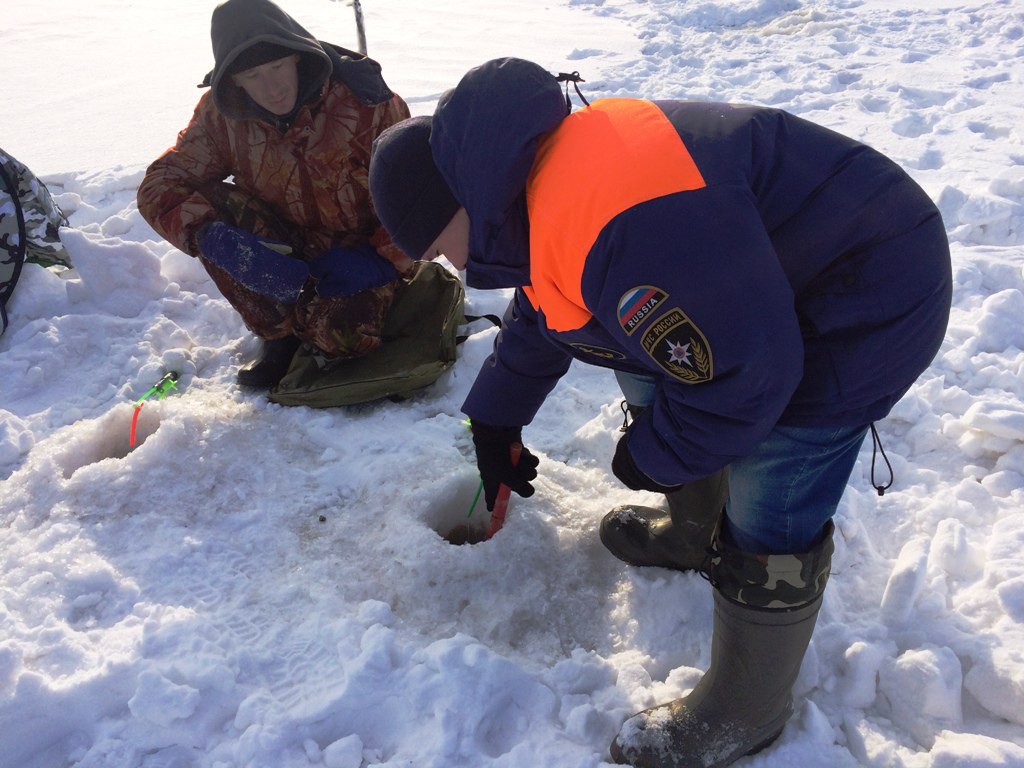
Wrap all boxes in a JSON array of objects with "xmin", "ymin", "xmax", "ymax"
[
  {"xmin": 616, "ymin": 371, "xmax": 868, "ymax": 554},
  {"xmin": 615, "ymin": 370, "xmax": 658, "ymax": 408}
]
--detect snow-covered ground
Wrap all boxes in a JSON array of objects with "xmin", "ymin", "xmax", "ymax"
[{"xmin": 2, "ymin": 0, "xmax": 1023, "ymax": 766}]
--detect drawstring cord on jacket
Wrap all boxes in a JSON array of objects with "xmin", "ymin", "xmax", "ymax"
[
  {"xmin": 870, "ymin": 423, "xmax": 894, "ymax": 496},
  {"xmin": 619, "ymin": 400, "xmax": 631, "ymax": 432},
  {"xmin": 556, "ymin": 71, "xmax": 590, "ymax": 110},
  {"xmin": 616, "ymin": 398, "xmax": 896, "ymax": 496}
]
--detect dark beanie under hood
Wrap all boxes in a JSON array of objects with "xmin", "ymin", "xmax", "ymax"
[
  {"xmin": 369, "ymin": 116, "xmax": 461, "ymax": 260},
  {"xmin": 209, "ymin": 0, "xmax": 332, "ymax": 119}
]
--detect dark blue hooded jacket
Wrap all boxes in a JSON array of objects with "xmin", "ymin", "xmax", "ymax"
[{"xmin": 431, "ymin": 58, "xmax": 951, "ymax": 486}]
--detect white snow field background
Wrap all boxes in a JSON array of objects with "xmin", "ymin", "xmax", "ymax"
[{"xmin": 2, "ymin": 0, "xmax": 1024, "ymax": 766}]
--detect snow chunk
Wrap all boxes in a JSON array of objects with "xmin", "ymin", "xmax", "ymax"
[
  {"xmin": 996, "ymin": 576, "xmax": 1024, "ymax": 623},
  {"xmin": 323, "ymin": 734, "xmax": 364, "ymax": 768},
  {"xmin": 929, "ymin": 730, "xmax": 1024, "ymax": 767},
  {"xmin": 0, "ymin": 411, "xmax": 34, "ymax": 472},
  {"xmin": 929, "ymin": 518, "xmax": 982, "ymax": 580},
  {"xmin": 839, "ymin": 640, "xmax": 889, "ymax": 709},
  {"xmin": 981, "ymin": 469, "xmax": 1024, "ymax": 498},
  {"xmin": 958, "ymin": 194, "xmax": 1013, "ymax": 227},
  {"xmin": 878, "ymin": 646, "xmax": 963, "ymax": 748},
  {"xmin": 127, "ymin": 670, "xmax": 201, "ymax": 726},
  {"xmin": 960, "ymin": 400, "xmax": 1024, "ymax": 442},
  {"xmin": 0, "ymin": 642, "xmax": 23, "ymax": 690},
  {"xmin": 975, "ymin": 290, "xmax": 1024, "ymax": 352},
  {"xmin": 989, "ymin": 166, "xmax": 1024, "ymax": 198},
  {"xmin": 964, "ymin": 643, "xmax": 1024, "ymax": 726},
  {"xmin": 880, "ymin": 537, "xmax": 930, "ymax": 624},
  {"xmin": 61, "ymin": 227, "xmax": 165, "ymax": 317}
]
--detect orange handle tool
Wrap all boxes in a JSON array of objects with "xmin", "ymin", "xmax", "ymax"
[{"xmin": 485, "ymin": 442, "xmax": 523, "ymax": 539}]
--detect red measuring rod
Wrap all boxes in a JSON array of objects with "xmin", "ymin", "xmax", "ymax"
[{"xmin": 485, "ymin": 442, "xmax": 523, "ymax": 539}]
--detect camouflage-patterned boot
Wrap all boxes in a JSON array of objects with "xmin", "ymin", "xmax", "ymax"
[
  {"xmin": 609, "ymin": 522, "xmax": 834, "ymax": 768},
  {"xmin": 237, "ymin": 335, "xmax": 301, "ymax": 388},
  {"xmin": 599, "ymin": 467, "xmax": 728, "ymax": 572}
]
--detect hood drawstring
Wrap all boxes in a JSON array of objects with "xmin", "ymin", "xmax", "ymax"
[
  {"xmin": 869, "ymin": 423, "xmax": 894, "ymax": 496},
  {"xmin": 556, "ymin": 71, "xmax": 590, "ymax": 111}
]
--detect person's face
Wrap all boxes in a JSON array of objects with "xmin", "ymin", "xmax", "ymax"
[
  {"xmin": 231, "ymin": 54, "xmax": 301, "ymax": 115},
  {"xmin": 423, "ymin": 207, "xmax": 470, "ymax": 269}
]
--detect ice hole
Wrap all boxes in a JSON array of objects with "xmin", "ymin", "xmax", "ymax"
[
  {"xmin": 56, "ymin": 403, "xmax": 163, "ymax": 479},
  {"xmin": 421, "ymin": 470, "xmax": 492, "ymax": 545}
]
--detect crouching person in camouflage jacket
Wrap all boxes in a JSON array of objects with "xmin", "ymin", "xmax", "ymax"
[{"xmin": 137, "ymin": 0, "xmax": 411, "ymax": 387}]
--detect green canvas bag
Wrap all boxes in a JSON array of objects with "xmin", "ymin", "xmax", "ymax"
[{"xmin": 269, "ymin": 260, "xmax": 468, "ymax": 407}]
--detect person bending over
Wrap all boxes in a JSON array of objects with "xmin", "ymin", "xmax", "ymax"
[{"xmin": 367, "ymin": 57, "xmax": 951, "ymax": 768}]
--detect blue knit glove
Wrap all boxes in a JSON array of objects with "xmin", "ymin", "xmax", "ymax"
[
  {"xmin": 309, "ymin": 244, "xmax": 400, "ymax": 298},
  {"xmin": 198, "ymin": 222, "xmax": 309, "ymax": 303}
]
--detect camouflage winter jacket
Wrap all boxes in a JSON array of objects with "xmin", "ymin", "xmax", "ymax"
[{"xmin": 137, "ymin": 2, "xmax": 410, "ymax": 268}]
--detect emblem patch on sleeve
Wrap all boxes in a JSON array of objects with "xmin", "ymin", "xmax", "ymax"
[
  {"xmin": 640, "ymin": 308, "xmax": 714, "ymax": 383},
  {"xmin": 618, "ymin": 286, "xmax": 668, "ymax": 336}
]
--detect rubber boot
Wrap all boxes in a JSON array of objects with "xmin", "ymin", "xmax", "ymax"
[
  {"xmin": 237, "ymin": 335, "xmax": 301, "ymax": 388},
  {"xmin": 609, "ymin": 522, "xmax": 835, "ymax": 768},
  {"xmin": 599, "ymin": 467, "xmax": 728, "ymax": 572}
]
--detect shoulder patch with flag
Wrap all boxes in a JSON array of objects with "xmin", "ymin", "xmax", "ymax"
[
  {"xmin": 617, "ymin": 285, "xmax": 667, "ymax": 336},
  {"xmin": 640, "ymin": 307, "xmax": 713, "ymax": 383}
]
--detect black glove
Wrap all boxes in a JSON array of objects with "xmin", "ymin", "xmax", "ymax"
[
  {"xmin": 471, "ymin": 421, "xmax": 540, "ymax": 510},
  {"xmin": 612, "ymin": 433, "xmax": 683, "ymax": 493}
]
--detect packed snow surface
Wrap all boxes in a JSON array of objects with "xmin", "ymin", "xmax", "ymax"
[{"xmin": 2, "ymin": 0, "xmax": 1023, "ymax": 766}]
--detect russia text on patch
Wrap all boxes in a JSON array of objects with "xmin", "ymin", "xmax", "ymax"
[{"xmin": 617, "ymin": 286, "xmax": 668, "ymax": 335}]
